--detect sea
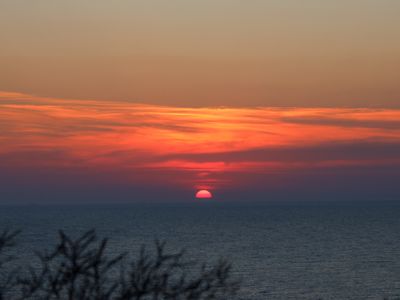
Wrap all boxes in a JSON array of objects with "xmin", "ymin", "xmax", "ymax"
[{"xmin": 1, "ymin": 201, "xmax": 400, "ymax": 299}]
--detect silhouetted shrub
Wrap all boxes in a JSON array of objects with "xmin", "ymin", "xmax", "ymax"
[{"xmin": 0, "ymin": 229, "xmax": 239, "ymax": 300}]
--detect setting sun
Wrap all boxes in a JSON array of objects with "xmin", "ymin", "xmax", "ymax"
[{"xmin": 195, "ymin": 190, "xmax": 213, "ymax": 199}]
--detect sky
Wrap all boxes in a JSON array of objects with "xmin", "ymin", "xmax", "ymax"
[
  {"xmin": 0, "ymin": 1, "xmax": 399, "ymax": 203},
  {"xmin": 1, "ymin": 0, "xmax": 400, "ymax": 107}
]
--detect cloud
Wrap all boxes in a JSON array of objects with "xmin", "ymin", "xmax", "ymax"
[
  {"xmin": 0, "ymin": 91, "xmax": 399, "ymax": 202},
  {"xmin": 162, "ymin": 139, "xmax": 400, "ymax": 164},
  {"xmin": 281, "ymin": 116, "xmax": 400, "ymax": 130}
]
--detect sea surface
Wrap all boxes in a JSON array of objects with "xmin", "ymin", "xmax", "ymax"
[{"xmin": 1, "ymin": 201, "xmax": 400, "ymax": 299}]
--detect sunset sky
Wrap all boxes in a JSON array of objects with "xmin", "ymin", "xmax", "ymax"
[{"xmin": 1, "ymin": 1, "xmax": 399, "ymax": 203}]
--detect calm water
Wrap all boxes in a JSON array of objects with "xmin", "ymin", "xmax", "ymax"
[{"xmin": 1, "ymin": 202, "xmax": 400, "ymax": 299}]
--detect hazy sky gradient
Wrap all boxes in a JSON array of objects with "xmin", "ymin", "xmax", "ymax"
[{"xmin": 1, "ymin": 0, "xmax": 400, "ymax": 107}]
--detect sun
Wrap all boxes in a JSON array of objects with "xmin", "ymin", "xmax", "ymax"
[{"xmin": 195, "ymin": 189, "xmax": 213, "ymax": 199}]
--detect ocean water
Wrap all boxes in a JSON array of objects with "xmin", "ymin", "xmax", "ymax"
[{"xmin": 1, "ymin": 202, "xmax": 400, "ymax": 299}]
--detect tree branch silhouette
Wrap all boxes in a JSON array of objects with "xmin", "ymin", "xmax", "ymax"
[{"xmin": 0, "ymin": 229, "xmax": 239, "ymax": 300}]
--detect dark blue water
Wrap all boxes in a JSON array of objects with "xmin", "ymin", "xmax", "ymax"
[{"xmin": 1, "ymin": 202, "xmax": 400, "ymax": 299}]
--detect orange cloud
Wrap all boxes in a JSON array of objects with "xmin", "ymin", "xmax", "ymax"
[{"xmin": 1, "ymin": 91, "xmax": 399, "ymax": 194}]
